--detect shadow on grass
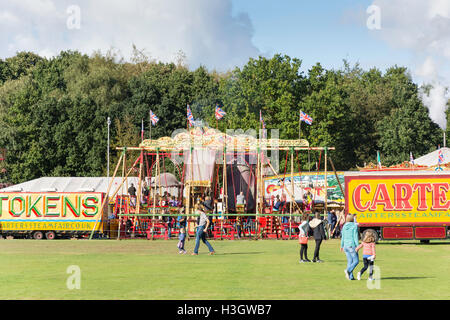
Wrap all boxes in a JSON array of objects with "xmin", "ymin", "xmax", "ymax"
[
  {"xmin": 381, "ymin": 276, "xmax": 432, "ymax": 280},
  {"xmin": 219, "ymin": 252, "xmax": 265, "ymax": 255}
]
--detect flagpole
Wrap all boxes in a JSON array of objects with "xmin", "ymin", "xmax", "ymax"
[
  {"xmin": 298, "ymin": 110, "xmax": 301, "ymax": 139},
  {"xmin": 215, "ymin": 105, "xmax": 218, "ymax": 130},
  {"xmin": 186, "ymin": 104, "xmax": 189, "ymax": 132},
  {"xmin": 149, "ymin": 110, "xmax": 152, "ymax": 141}
]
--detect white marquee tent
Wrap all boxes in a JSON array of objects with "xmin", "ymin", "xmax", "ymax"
[
  {"xmin": 413, "ymin": 147, "xmax": 450, "ymax": 167},
  {"xmin": 0, "ymin": 177, "xmax": 142, "ymax": 198}
]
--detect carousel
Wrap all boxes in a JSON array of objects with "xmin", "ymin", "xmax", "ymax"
[{"xmin": 102, "ymin": 126, "xmax": 336, "ymax": 240}]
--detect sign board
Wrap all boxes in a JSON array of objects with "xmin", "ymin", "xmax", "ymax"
[
  {"xmin": 346, "ymin": 174, "xmax": 450, "ymax": 224},
  {"xmin": 0, "ymin": 192, "xmax": 105, "ymax": 231},
  {"xmin": 264, "ymin": 172, "xmax": 345, "ymax": 203}
]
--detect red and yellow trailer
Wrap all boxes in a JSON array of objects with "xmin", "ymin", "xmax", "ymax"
[
  {"xmin": 345, "ymin": 171, "xmax": 450, "ymax": 242},
  {"xmin": 0, "ymin": 192, "xmax": 107, "ymax": 239}
]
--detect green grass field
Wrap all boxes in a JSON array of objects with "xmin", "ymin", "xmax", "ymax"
[{"xmin": 1, "ymin": 238, "xmax": 449, "ymax": 300}]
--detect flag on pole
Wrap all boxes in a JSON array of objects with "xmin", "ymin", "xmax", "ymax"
[
  {"xmin": 260, "ymin": 110, "xmax": 265, "ymax": 129},
  {"xmin": 300, "ymin": 110, "xmax": 313, "ymax": 125},
  {"xmin": 438, "ymin": 146, "xmax": 444, "ymax": 165},
  {"xmin": 149, "ymin": 110, "xmax": 159, "ymax": 126},
  {"xmin": 187, "ymin": 104, "xmax": 195, "ymax": 127},
  {"xmin": 410, "ymin": 151, "xmax": 414, "ymax": 165},
  {"xmin": 141, "ymin": 119, "xmax": 144, "ymax": 141},
  {"xmin": 215, "ymin": 104, "xmax": 226, "ymax": 120},
  {"xmin": 377, "ymin": 151, "xmax": 382, "ymax": 169},
  {"xmin": 260, "ymin": 109, "xmax": 267, "ymax": 138}
]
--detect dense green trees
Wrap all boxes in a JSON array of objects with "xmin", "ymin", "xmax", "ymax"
[{"xmin": 0, "ymin": 51, "xmax": 446, "ymax": 183}]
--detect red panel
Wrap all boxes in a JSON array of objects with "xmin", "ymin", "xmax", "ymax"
[
  {"xmin": 415, "ymin": 227, "xmax": 446, "ymax": 239},
  {"xmin": 382, "ymin": 227, "xmax": 413, "ymax": 239}
]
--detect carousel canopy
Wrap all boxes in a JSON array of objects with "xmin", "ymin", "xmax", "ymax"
[{"xmin": 138, "ymin": 127, "xmax": 309, "ymax": 151}]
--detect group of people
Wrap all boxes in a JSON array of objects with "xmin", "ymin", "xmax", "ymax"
[
  {"xmin": 129, "ymin": 183, "xmax": 376, "ymax": 280},
  {"xmin": 298, "ymin": 212, "xmax": 326, "ymax": 263},
  {"xmin": 340, "ymin": 214, "xmax": 376, "ymax": 281},
  {"xmin": 176, "ymin": 201, "xmax": 216, "ymax": 256},
  {"xmin": 298, "ymin": 212, "xmax": 376, "ymax": 281},
  {"xmin": 128, "ymin": 183, "xmax": 181, "ymax": 207}
]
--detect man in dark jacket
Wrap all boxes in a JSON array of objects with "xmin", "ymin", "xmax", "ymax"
[
  {"xmin": 327, "ymin": 210, "xmax": 337, "ymax": 238},
  {"xmin": 309, "ymin": 212, "xmax": 326, "ymax": 263}
]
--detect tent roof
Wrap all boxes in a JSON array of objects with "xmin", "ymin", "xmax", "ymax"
[
  {"xmin": 413, "ymin": 147, "xmax": 450, "ymax": 166},
  {"xmin": 0, "ymin": 177, "xmax": 142, "ymax": 197},
  {"xmin": 151, "ymin": 173, "xmax": 181, "ymax": 187}
]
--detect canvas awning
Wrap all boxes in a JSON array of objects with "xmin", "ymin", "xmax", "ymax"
[{"xmin": 150, "ymin": 173, "xmax": 181, "ymax": 187}]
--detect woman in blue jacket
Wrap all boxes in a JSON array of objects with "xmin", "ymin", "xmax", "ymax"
[{"xmin": 340, "ymin": 214, "xmax": 359, "ymax": 280}]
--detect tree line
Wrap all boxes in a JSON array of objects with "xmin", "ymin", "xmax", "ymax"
[{"xmin": 0, "ymin": 50, "xmax": 447, "ymax": 184}]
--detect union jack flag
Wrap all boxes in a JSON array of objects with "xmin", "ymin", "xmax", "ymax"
[
  {"xmin": 149, "ymin": 110, "xmax": 159, "ymax": 126},
  {"xmin": 438, "ymin": 146, "xmax": 444, "ymax": 165},
  {"xmin": 215, "ymin": 104, "xmax": 226, "ymax": 120},
  {"xmin": 300, "ymin": 110, "xmax": 313, "ymax": 125},
  {"xmin": 187, "ymin": 104, "xmax": 195, "ymax": 127}
]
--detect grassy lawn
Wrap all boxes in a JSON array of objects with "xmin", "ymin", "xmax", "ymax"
[{"xmin": 0, "ymin": 238, "xmax": 449, "ymax": 300}]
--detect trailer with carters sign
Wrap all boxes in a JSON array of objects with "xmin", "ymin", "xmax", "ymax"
[
  {"xmin": 0, "ymin": 192, "xmax": 107, "ymax": 239},
  {"xmin": 345, "ymin": 171, "xmax": 450, "ymax": 242}
]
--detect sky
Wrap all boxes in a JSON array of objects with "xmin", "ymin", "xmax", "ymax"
[{"xmin": 0, "ymin": 0, "xmax": 449, "ymax": 128}]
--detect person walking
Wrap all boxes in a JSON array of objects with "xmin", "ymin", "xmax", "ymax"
[
  {"xmin": 177, "ymin": 226, "xmax": 187, "ymax": 254},
  {"xmin": 192, "ymin": 203, "xmax": 215, "ymax": 256},
  {"xmin": 203, "ymin": 196, "xmax": 214, "ymax": 237},
  {"xmin": 298, "ymin": 213, "xmax": 311, "ymax": 263},
  {"xmin": 340, "ymin": 214, "xmax": 360, "ymax": 280},
  {"xmin": 327, "ymin": 210, "xmax": 337, "ymax": 238},
  {"xmin": 356, "ymin": 232, "xmax": 377, "ymax": 281},
  {"xmin": 309, "ymin": 212, "xmax": 326, "ymax": 263}
]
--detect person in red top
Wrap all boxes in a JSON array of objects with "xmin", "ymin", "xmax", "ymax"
[{"xmin": 356, "ymin": 232, "xmax": 376, "ymax": 281}]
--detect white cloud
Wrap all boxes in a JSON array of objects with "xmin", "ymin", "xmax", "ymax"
[
  {"xmin": 0, "ymin": 0, "xmax": 260, "ymax": 71},
  {"xmin": 371, "ymin": 0, "xmax": 450, "ymax": 129},
  {"xmin": 428, "ymin": 0, "xmax": 450, "ymax": 19},
  {"xmin": 0, "ymin": 11, "xmax": 20, "ymax": 26},
  {"xmin": 416, "ymin": 56, "xmax": 437, "ymax": 79}
]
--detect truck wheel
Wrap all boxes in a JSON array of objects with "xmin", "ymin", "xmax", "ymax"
[
  {"xmin": 33, "ymin": 231, "xmax": 44, "ymax": 240},
  {"xmin": 362, "ymin": 229, "xmax": 379, "ymax": 243},
  {"xmin": 45, "ymin": 231, "xmax": 56, "ymax": 240}
]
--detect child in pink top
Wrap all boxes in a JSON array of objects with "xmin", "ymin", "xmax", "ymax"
[{"xmin": 356, "ymin": 232, "xmax": 376, "ymax": 280}]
